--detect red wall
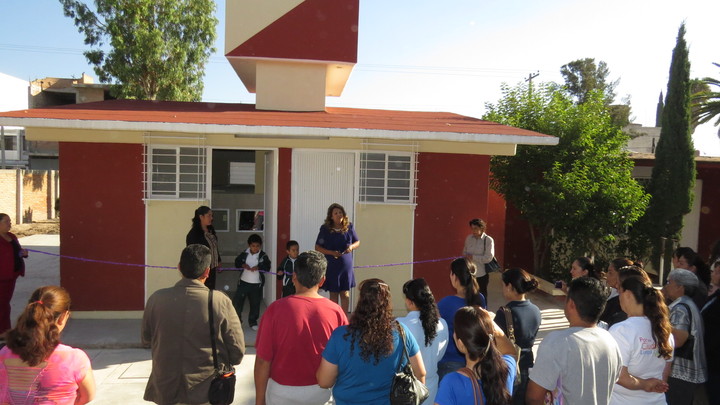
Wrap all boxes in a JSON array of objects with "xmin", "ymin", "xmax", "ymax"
[
  {"xmin": 413, "ymin": 153, "xmax": 492, "ymax": 299},
  {"xmin": 697, "ymin": 163, "xmax": 720, "ymax": 259},
  {"xmin": 275, "ymin": 148, "xmax": 292, "ymax": 298},
  {"xmin": 59, "ymin": 142, "xmax": 145, "ymax": 310}
]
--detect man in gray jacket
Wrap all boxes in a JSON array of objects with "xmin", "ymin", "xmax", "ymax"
[{"xmin": 142, "ymin": 244, "xmax": 245, "ymax": 404}]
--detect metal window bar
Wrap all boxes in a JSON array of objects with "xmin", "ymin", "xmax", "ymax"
[
  {"xmin": 143, "ymin": 133, "xmax": 207, "ymax": 200},
  {"xmin": 359, "ymin": 141, "xmax": 418, "ymax": 204}
]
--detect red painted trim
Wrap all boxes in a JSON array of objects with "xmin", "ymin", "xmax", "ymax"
[
  {"xmin": 275, "ymin": 148, "xmax": 292, "ymax": 299},
  {"xmin": 413, "ymin": 153, "xmax": 492, "ymax": 299},
  {"xmin": 59, "ymin": 142, "xmax": 145, "ymax": 310},
  {"xmin": 227, "ymin": 0, "xmax": 358, "ymax": 63}
]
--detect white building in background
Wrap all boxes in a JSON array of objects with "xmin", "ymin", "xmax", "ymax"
[{"xmin": 0, "ymin": 72, "xmax": 29, "ymax": 167}]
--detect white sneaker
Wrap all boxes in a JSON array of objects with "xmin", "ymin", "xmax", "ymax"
[{"xmin": 251, "ymin": 325, "xmax": 258, "ymax": 331}]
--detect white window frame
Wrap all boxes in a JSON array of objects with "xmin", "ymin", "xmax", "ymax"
[
  {"xmin": 146, "ymin": 146, "xmax": 207, "ymax": 200},
  {"xmin": 358, "ymin": 151, "xmax": 416, "ymax": 204}
]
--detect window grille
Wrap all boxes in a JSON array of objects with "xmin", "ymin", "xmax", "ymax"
[
  {"xmin": 359, "ymin": 143, "xmax": 417, "ymax": 204},
  {"xmin": 143, "ymin": 135, "xmax": 207, "ymax": 200}
]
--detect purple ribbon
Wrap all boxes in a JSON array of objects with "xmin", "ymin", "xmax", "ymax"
[{"xmin": 25, "ymin": 248, "xmax": 460, "ymax": 276}]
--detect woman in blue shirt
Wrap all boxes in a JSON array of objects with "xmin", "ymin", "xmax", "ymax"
[
  {"xmin": 317, "ymin": 278, "xmax": 426, "ymax": 404},
  {"xmin": 436, "ymin": 305, "xmax": 517, "ymax": 405}
]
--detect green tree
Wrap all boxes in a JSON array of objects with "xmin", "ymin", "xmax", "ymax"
[
  {"xmin": 487, "ymin": 82, "xmax": 649, "ymax": 278},
  {"xmin": 693, "ymin": 62, "xmax": 720, "ymax": 127},
  {"xmin": 560, "ymin": 58, "xmax": 618, "ymax": 104},
  {"xmin": 60, "ymin": 0, "xmax": 217, "ymax": 101},
  {"xmin": 630, "ymin": 23, "xmax": 695, "ymax": 272}
]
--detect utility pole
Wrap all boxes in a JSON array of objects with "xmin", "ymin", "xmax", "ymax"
[{"xmin": 525, "ymin": 71, "xmax": 540, "ymax": 96}]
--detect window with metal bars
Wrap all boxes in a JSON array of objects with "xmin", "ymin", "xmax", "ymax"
[
  {"xmin": 147, "ymin": 146, "xmax": 206, "ymax": 199},
  {"xmin": 359, "ymin": 152, "xmax": 415, "ymax": 203}
]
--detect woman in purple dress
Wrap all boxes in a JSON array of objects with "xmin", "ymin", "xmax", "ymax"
[{"xmin": 315, "ymin": 203, "xmax": 360, "ymax": 313}]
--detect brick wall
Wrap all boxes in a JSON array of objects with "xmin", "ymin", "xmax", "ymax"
[{"xmin": 0, "ymin": 169, "xmax": 58, "ymax": 223}]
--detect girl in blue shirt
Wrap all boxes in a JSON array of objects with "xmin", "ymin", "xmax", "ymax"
[{"xmin": 435, "ymin": 305, "xmax": 517, "ymax": 405}]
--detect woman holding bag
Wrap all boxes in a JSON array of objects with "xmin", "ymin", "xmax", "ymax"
[{"xmin": 463, "ymin": 218, "xmax": 496, "ymax": 305}]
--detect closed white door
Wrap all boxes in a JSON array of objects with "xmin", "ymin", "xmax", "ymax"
[{"xmin": 291, "ymin": 151, "xmax": 355, "ymax": 257}]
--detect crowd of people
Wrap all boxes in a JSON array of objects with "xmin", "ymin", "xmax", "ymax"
[{"xmin": 1, "ymin": 207, "xmax": 719, "ymax": 405}]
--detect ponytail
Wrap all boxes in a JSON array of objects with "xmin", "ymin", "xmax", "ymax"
[
  {"xmin": 402, "ymin": 278, "xmax": 440, "ymax": 346},
  {"xmin": 620, "ymin": 276, "xmax": 673, "ymax": 359},
  {"xmin": 451, "ymin": 258, "xmax": 483, "ymax": 306},
  {"xmin": 4, "ymin": 286, "xmax": 70, "ymax": 366}
]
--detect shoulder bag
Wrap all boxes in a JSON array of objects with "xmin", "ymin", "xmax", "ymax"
[
  {"xmin": 483, "ymin": 236, "xmax": 500, "ymax": 273},
  {"xmin": 208, "ymin": 290, "xmax": 237, "ymax": 405},
  {"xmin": 500, "ymin": 306, "xmax": 522, "ymax": 385},
  {"xmin": 458, "ymin": 367, "xmax": 485, "ymax": 405},
  {"xmin": 390, "ymin": 322, "xmax": 430, "ymax": 405},
  {"xmin": 673, "ymin": 302, "xmax": 695, "ymax": 360}
]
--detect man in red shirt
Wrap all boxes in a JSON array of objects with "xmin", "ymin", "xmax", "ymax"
[{"xmin": 254, "ymin": 250, "xmax": 348, "ymax": 405}]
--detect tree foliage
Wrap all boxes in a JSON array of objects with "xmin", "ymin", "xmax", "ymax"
[
  {"xmin": 60, "ymin": 0, "xmax": 217, "ymax": 101},
  {"xmin": 630, "ymin": 23, "xmax": 695, "ymax": 272},
  {"xmin": 693, "ymin": 62, "xmax": 720, "ymax": 127},
  {"xmin": 487, "ymin": 82, "xmax": 649, "ymax": 278},
  {"xmin": 560, "ymin": 58, "xmax": 618, "ymax": 105}
]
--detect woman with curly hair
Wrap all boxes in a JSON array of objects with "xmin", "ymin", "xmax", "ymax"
[
  {"xmin": 437, "ymin": 258, "xmax": 486, "ymax": 380},
  {"xmin": 608, "ymin": 275, "xmax": 674, "ymax": 404},
  {"xmin": 317, "ymin": 278, "xmax": 425, "ymax": 404},
  {"xmin": 315, "ymin": 203, "xmax": 360, "ymax": 313},
  {"xmin": 494, "ymin": 268, "xmax": 541, "ymax": 405},
  {"xmin": 0, "ymin": 286, "xmax": 95, "ymax": 404},
  {"xmin": 397, "ymin": 278, "xmax": 449, "ymax": 404},
  {"xmin": 436, "ymin": 305, "xmax": 517, "ymax": 405}
]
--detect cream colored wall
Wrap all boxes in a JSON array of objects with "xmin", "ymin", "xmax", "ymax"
[
  {"xmin": 25, "ymin": 128, "xmax": 518, "ymax": 156},
  {"xmin": 145, "ymin": 200, "xmax": 208, "ymax": 301},
  {"xmin": 352, "ymin": 203, "xmax": 415, "ymax": 317},
  {"xmin": 256, "ymin": 61, "xmax": 327, "ymax": 111}
]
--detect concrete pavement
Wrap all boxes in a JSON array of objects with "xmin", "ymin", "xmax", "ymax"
[{"xmin": 9, "ymin": 234, "xmax": 568, "ymax": 404}]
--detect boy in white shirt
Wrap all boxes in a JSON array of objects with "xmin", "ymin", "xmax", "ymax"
[{"xmin": 233, "ymin": 233, "xmax": 271, "ymax": 330}]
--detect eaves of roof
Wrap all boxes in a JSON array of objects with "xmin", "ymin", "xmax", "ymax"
[{"xmin": 0, "ymin": 99, "xmax": 559, "ymax": 146}]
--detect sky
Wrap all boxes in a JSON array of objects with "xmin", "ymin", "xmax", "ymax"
[{"xmin": 1, "ymin": 0, "xmax": 719, "ymax": 155}]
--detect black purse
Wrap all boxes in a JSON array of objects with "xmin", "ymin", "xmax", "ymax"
[
  {"xmin": 673, "ymin": 303, "xmax": 695, "ymax": 360},
  {"xmin": 208, "ymin": 290, "xmax": 236, "ymax": 405},
  {"xmin": 482, "ymin": 237, "xmax": 500, "ymax": 273},
  {"xmin": 390, "ymin": 322, "xmax": 429, "ymax": 405}
]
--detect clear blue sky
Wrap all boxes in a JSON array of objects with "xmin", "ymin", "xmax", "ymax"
[{"xmin": 1, "ymin": 0, "xmax": 719, "ymax": 154}]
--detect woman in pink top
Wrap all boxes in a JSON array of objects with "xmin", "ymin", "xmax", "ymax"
[{"xmin": 1, "ymin": 286, "xmax": 95, "ymax": 404}]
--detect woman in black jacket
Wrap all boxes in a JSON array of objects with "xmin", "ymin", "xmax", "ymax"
[{"xmin": 186, "ymin": 206, "xmax": 221, "ymax": 289}]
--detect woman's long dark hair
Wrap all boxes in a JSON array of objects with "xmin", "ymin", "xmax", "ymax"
[
  {"xmin": 346, "ymin": 278, "xmax": 394, "ymax": 364},
  {"xmin": 574, "ymin": 257, "xmax": 599, "ymax": 279},
  {"xmin": 403, "ymin": 278, "xmax": 440, "ymax": 346},
  {"xmin": 451, "ymin": 258, "xmax": 483, "ymax": 306},
  {"xmin": 620, "ymin": 276, "xmax": 673, "ymax": 359},
  {"xmin": 191, "ymin": 205, "xmax": 215, "ymax": 235},
  {"xmin": 4, "ymin": 286, "xmax": 71, "ymax": 366},
  {"xmin": 501, "ymin": 268, "xmax": 538, "ymax": 295},
  {"xmin": 455, "ymin": 306, "xmax": 511, "ymax": 405},
  {"xmin": 323, "ymin": 203, "xmax": 349, "ymax": 233}
]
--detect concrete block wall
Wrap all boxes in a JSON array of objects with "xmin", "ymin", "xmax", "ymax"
[{"xmin": 0, "ymin": 169, "xmax": 58, "ymax": 223}]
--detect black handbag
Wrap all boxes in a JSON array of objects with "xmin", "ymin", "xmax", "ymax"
[
  {"xmin": 673, "ymin": 303, "xmax": 695, "ymax": 360},
  {"xmin": 390, "ymin": 322, "xmax": 429, "ymax": 405},
  {"xmin": 208, "ymin": 290, "xmax": 236, "ymax": 405},
  {"xmin": 482, "ymin": 237, "xmax": 500, "ymax": 273}
]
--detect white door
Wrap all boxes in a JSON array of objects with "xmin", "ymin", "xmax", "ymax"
[{"xmin": 291, "ymin": 150, "xmax": 355, "ymax": 258}]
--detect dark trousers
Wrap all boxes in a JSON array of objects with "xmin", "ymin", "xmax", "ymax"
[
  {"xmin": 706, "ymin": 372, "xmax": 720, "ymax": 405},
  {"xmin": 512, "ymin": 368, "xmax": 529, "ymax": 405},
  {"xmin": 233, "ymin": 280, "xmax": 262, "ymax": 326},
  {"xmin": 281, "ymin": 283, "xmax": 296, "ymax": 297},
  {"xmin": 667, "ymin": 377, "xmax": 699, "ymax": 405},
  {"xmin": 0, "ymin": 278, "xmax": 18, "ymax": 335},
  {"xmin": 476, "ymin": 274, "xmax": 489, "ymax": 308}
]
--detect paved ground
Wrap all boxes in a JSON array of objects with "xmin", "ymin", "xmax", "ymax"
[{"xmin": 9, "ymin": 234, "xmax": 568, "ymax": 404}]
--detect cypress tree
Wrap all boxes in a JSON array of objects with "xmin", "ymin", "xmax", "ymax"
[{"xmin": 643, "ymin": 23, "xmax": 695, "ymax": 272}]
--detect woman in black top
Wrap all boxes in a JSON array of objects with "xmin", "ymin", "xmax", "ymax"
[
  {"xmin": 494, "ymin": 268, "xmax": 541, "ymax": 405},
  {"xmin": 186, "ymin": 206, "xmax": 221, "ymax": 289}
]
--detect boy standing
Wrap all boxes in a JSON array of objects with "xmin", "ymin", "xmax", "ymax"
[
  {"xmin": 234, "ymin": 233, "xmax": 271, "ymax": 331},
  {"xmin": 277, "ymin": 240, "xmax": 299, "ymax": 297}
]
